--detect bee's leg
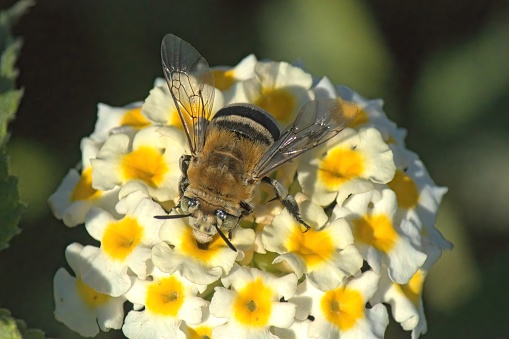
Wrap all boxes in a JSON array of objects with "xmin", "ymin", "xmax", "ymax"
[
  {"xmin": 262, "ymin": 177, "xmax": 311, "ymax": 232},
  {"xmin": 239, "ymin": 201, "xmax": 254, "ymax": 216},
  {"xmin": 178, "ymin": 155, "xmax": 191, "ymax": 195}
]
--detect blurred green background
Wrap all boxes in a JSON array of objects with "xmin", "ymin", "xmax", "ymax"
[{"xmin": 1, "ymin": 0, "xmax": 509, "ymax": 337}]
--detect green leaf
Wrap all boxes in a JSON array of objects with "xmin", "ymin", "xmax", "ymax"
[
  {"xmin": 0, "ymin": 0, "xmax": 34, "ymax": 251},
  {"xmin": 0, "ymin": 89, "xmax": 23, "ymax": 146},
  {"xmin": 0, "ymin": 2, "xmax": 45, "ymax": 339},
  {"xmin": 0, "ymin": 309, "xmax": 46, "ymax": 339},
  {"xmin": 0, "ymin": 152, "xmax": 24, "ymax": 251}
]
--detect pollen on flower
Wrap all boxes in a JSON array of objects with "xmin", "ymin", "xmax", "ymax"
[
  {"xmin": 396, "ymin": 269, "xmax": 424, "ymax": 306},
  {"xmin": 71, "ymin": 167, "xmax": 102, "ymax": 201},
  {"xmin": 76, "ymin": 277, "xmax": 111, "ymax": 308},
  {"xmin": 145, "ymin": 276, "xmax": 185, "ymax": 316},
  {"xmin": 120, "ymin": 107, "xmax": 151, "ymax": 129},
  {"xmin": 180, "ymin": 227, "xmax": 226, "ymax": 263},
  {"xmin": 255, "ymin": 88, "xmax": 295, "ymax": 124},
  {"xmin": 353, "ymin": 214, "xmax": 397, "ymax": 253},
  {"xmin": 321, "ymin": 286, "xmax": 364, "ymax": 331},
  {"xmin": 387, "ymin": 169, "xmax": 419, "ymax": 209},
  {"xmin": 233, "ymin": 278, "xmax": 273, "ymax": 327},
  {"xmin": 318, "ymin": 147, "xmax": 365, "ymax": 189},
  {"xmin": 348, "ymin": 108, "xmax": 369, "ymax": 128},
  {"xmin": 213, "ymin": 69, "xmax": 236, "ymax": 91},
  {"xmin": 286, "ymin": 223, "xmax": 334, "ymax": 267},
  {"xmin": 102, "ymin": 217, "xmax": 144, "ymax": 260},
  {"xmin": 121, "ymin": 146, "xmax": 168, "ymax": 188}
]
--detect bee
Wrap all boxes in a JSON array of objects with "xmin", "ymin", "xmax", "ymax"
[{"xmin": 155, "ymin": 34, "xmax": 357, "ymax": 252}]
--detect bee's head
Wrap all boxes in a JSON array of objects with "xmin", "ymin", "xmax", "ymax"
[{"xmin": 180, "ymin": 196, "xmax": 239, "ymax": 251}]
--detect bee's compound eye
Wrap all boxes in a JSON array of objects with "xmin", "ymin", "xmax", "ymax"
[
  {"xmin": 181, "ymin": 197, "xmax": 198, "ymax": 212},
  {"xmin": 216, "ymin": 210, "xmax": 238, "ymax": 230},
  {"xmin": 215, "ymin": 209, "xmax": 227, "ymax": 221}
]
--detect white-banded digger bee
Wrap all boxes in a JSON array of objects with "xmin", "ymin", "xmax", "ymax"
[{"xmin": 155, "ymin": 34, "xmax": 357, "ymax": 251}]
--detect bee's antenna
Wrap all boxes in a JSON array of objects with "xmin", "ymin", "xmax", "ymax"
[
  {"xmin": 214, "ymin": 224, "xmax": 237, "ymax": 252},
  {"xmin": 154, "ymin": 214, "xmax": 191, "ymax": 220}
]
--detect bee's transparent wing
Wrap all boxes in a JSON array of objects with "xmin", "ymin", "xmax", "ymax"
[
  {"xmin": 253, "ymin": 99, "xmax": 358, "ymax": 179},
  {"xmin": 161, "ymin": 34, "xmax": 214, "ymax": 154}
]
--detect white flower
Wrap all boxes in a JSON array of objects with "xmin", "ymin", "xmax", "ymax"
[
  {"xmin": 53, "ymin": 243, "xmax": 125, "ymax": 337},
  {"xmin": 48, "ymin": 137, "xmax": 119, "ymax": 227},
  {"xmin": 122, "ymin": 268, "xmax": 207, "ymax": 339},
  {"xmin": 78, "ymin": 191, "xmax": 166, "ymax": 296},
  {"xmin": 334, "ymin": 188, "xmax": 427, "ymax": 284},
  {"xmin": 298, "ymin": 127, "xmax": 396, "ymax": 206},
  {"xmin": 141, "ymin": 82, "xmax": 225, "ymax": 128},
  {"xmin": 370, "ymin": 243, "xmax": 442, "ymax": 339},
  {"xmin": 210, "ymin": 264, "xmax": 298, "ymax": 338},
  {"xmin": 212, "ymin": 54, "xmax": 257, "ymax": 102},
  {"xmin": 90, "ymin": 102, "xmax": 150, "ymax": 143},
  {"xmin": 312, "ymin": 77, "xmax": 403, "ymax": 143},
  {"xmin": 291, "ymin": 271, "xmax": 389, "ymax": 339},
  {"xmin": 152, "ymin": 215, "xmax": 255, "ymax": 285},
  {"xmin": 232, "ymin": 61, "xmax": 313, "ymax": 127},
  {"xmin": 387, "ymin": 150, "xmax": 451, "ymax": 251},
  {"xmin": 262, "ymin": 195, "xmax": 363, "ymax": 291},
  {"xmin": 91, "ymin": 126, "xmax": 185, "ymax": 202}
]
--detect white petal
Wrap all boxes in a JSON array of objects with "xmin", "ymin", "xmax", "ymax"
[
  {"xmin": 53, "ymin": 268, "xmax": 100, "ymax": 337},
  {"xmin": 209, "ymin": 287, "xmax": 236, "ymax": 319},
  {"xmin": 122, "ymin": 310, "xmax": 186, "ymax": 339},
  {"xmin": 152, "ymin": 242, "xmax": 223, "ymax": 285},
  {"xmin": 267, "ymin": 302, "xmax": 296, "ymax": 328},
  {"xmin": 80, "ymin": 245, "xmax": 132, "ymax": 297}
]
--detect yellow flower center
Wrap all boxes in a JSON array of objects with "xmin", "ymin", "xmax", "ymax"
[
  {"xmin": 387, "ymin": 169, "xmax": 419, "ymax": 209},
  {"xmin": 233, "ymin": 278, "xmax": 273, "ymax": 327},
  {"xmin": 187, "ymin": 325, "xmax": 212, "ymax": 339},
  {"xmin": 349, "ymin": 108, "xmax": 369, "ymax": 128},
  {"xmin": 102, "ymin": 217, "xmax": 144, "ymax": 260},
  {"xmin": 180, "ymin": 227, "xmax": 226, "ymax": 263},
  {"xmin": 396, "ymin": 269, "xmax": 424, "ymax": 306},
  {"xmin": 146, "ymin": 276, "xmax": 185, "ymax": 316},
  {"xmin": 169, "ymin": 108, "xmax": 189, "ymax": 131},
  {"xmin": 286, "ymin": 224, "xmax": 334, "ymax": 268},
  {"xmin": 71, "ymin": 167, "xmax": 101, "ymax": 201},
  {"xmin": 120, "ymin": 107, "xmax": 151, "ymax": 129},
  {"xmin": 213, "ymin": 69, "xmax": 236, "ymax": 91},
  {"xmin": 255, "ymin": 88, "xmax": 295, "ymax": 124},
  {"xmin": 76, "ymin": 277, "xmax": 110, "ymax": 308},
  {"xmin": 353, "ymin": 214, "xmax": 397, "ymax": 253},
  {"xmin": 321, "ymin": 286, "xmax": 364, "ymax": 331},
  {"xmin": 122, "ymin": 146, "xmax": 168, "ymax": 188},
  {"xmin": 318, "ymin": 147, "xmax": 365, "ymax": 190}
]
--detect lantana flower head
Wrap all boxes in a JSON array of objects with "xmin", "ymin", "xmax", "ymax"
[{"xmin": 49, "ymin": 34, "xmax": 449, "ymax": 338}]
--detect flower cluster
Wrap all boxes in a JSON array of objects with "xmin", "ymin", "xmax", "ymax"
[{"xmin": 49, "ymin": 52, "xmax": 450, "ymax": 338}]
